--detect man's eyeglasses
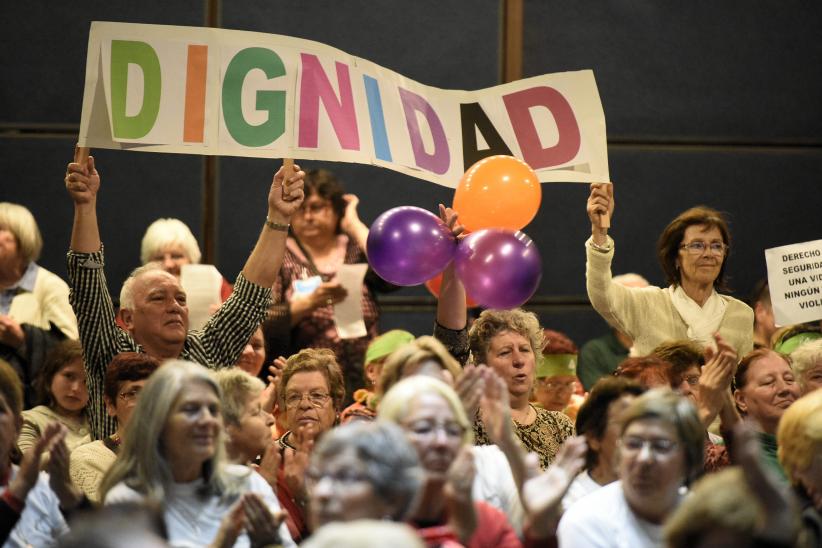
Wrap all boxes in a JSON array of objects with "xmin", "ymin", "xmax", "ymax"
[{"xmin": 679, "ymin": 241, "xmax": 728, "ymax": 256}]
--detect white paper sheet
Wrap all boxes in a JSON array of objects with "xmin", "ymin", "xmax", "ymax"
[
  {"xmin": 333, "ymin": 263, "xmax": 369, "ymax": 339},
  {"xmin": 765, "ymin": 239, "xmax": 822, "ymax": 326},
  {"xmin": 180, "ymin": 264, "xmax": 223, "ymax": 331}
]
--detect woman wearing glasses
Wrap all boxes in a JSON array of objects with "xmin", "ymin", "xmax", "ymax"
[
  {"xmin": 558, "ymin": 388, "xmax": 704, "ymax": 548},
  {"xmin": 274, "ymin": 348, "xmax": 346, "ymax": 543},
  {"xmin": 69, "ymin": 352, "xmax": 159, "ymax": 502},
  {"xmin": 264, "ymin": 169, "xmax": 397, "ymax": 401},
  {"xmin": 379, "ymin": 375, "xmax": 521, "ymax": 548},
  {"xmin": 586, "ymin": 183, "xmax": 753, "ymax": 358}
]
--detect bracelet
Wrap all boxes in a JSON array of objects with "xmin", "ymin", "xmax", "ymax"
[
  {"xmin": 590, "ymin": 237, "xmax": 613, "ymax": 253},
  {"xmin": 265, "ymin": 217, "xmax": 290, "ymax": 232}
]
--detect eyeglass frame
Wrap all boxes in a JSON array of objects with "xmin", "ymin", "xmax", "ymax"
[
  {"xmin": 283, "ymin": 390, "xmax": 332, "ymax": 409},
  {"xmin": 679, "ymin": 241, "xmax": 729, "ymax": 256},
  {"xmin": 619, "ymin": 435, "xmax": 680, "ymax": 457},
  {"xmin": 118, "ymin": 387, "xmax": 143, "ymax": 403}
]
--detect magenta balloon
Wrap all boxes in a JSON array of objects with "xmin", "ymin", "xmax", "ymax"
[
  {"xmin": 454, "ymin": 229, "xmax": 542, "ymax": 309},
  {"xmin": 366, "ymin": 206, "xmax": 457, "ymax": 286}
]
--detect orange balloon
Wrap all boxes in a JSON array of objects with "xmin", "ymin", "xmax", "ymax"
[
  {"xmin": 453, "ymin": 155, "xmax": 541, "ymax": 232},
  {"xmin": 425, "ymin": 272, "xmax": 478, "ymax": 308}
]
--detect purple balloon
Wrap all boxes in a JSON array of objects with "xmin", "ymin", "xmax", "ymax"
[
  {"xmin": 367, "ymin": 206, "xmax": 457, "ymax": 286},
  {"xmin": 454, "ymin": 229, "xmax": 542, "ymax": 309}
]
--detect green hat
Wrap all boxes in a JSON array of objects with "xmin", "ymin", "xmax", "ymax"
[
  {"xmin": 774, "ymin": 331, "xmax": 822, "ymax": 355},
  {"xmin": 365, "ymin": 330, "xmax": 415, "ymax": 367},
  {"xmin": 536, "ymin": 353, "xmax": 577, "ymax": 378}
]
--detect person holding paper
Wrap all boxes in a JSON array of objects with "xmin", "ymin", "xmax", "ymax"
[
  {"xmin": 140, "ymin": 217, "xmax": 233, "ymax": 296},
  {"xmin": 264, "ymin": 169, "xmax": 397, "ymax": 401},
  {"xmin": 64, "ymin": 152, "xmax": 305, "ymax": 439},
  {"xmin": 585, "ymin": 183, "xmax": 753, "ymax": 357}
]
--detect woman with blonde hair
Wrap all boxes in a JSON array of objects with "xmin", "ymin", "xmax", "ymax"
[
  {"xmin": 377, "ymin": 335, "xmax": 463, "ymax": 396},
  {"xmin": 379, "ymin": 375, "xmax": 521, "ymax": 547},
  {"xmin": 0, "ymin": 202, "xmax": 78, "ymax": 406},
  {"xmin": 789, "ymin": 338, "xmax": 822, "ymax": 395},
  {"xmin": 212, "ymin": 368, "xmax": 275, "ymax": 466},
  {"xmin": 101, "ymin": 360, "xmax": 294, "ymax": 548},
  {"xmin": 558, "ymin": 388, "xmax": 705, "ymax": 547},
  {"xmin": 777, "ymin": 390, "xmax": 822, "ymax": 546}
]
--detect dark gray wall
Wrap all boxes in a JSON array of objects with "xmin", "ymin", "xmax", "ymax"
[{"xmin": 2, "ymin": 2, "xmax": 820, "ymax": 348}]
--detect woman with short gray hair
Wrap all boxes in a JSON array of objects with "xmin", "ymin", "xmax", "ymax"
[{"xmin": 307, "ymin": 421, "xmax": 422, "ymax": 530}]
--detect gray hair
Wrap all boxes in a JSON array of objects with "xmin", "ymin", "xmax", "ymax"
[
  {"xmin": 301, "ymin": 521, "xmax": 424, "ymax": 548},
  {"xmin": 212, "ymin": 368, "xmax": 265, "ymax": 425},
  {"xmin": 140, "ymin": 218, "xmax": 202, "ymax": 266},
  {"xmin": 100, "ymin": 360, "xmax": 241, "ymax": 502},
  {"xmin": 310, "ymin": 421, "xmax": 422, "ymax": 521},
  {"xmin": 0, "ymin": 202, "xmax": 43, "ymax": 264},
  {"xmin": 790, "ymin": 339, "xmax": 822, "ymax": 392},
  {"xmin": 620, "ymin": 387, "xmax": 705, "ymax": 486},
  {"xmin": 119, "ymin": 263, "xmax": 164, "ymax": 311}
]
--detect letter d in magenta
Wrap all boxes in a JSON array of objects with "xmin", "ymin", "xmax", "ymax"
[
  {"xmin": 110, "ymin": 40, "xmax": 162, "ymax": 139},
  {"xmin": 399, "ymin": 88, "xmax": 450, "ymax": 175},
  {"xmin": 503, "ymin": 87, "xmax": 581, "ymax": 170}
]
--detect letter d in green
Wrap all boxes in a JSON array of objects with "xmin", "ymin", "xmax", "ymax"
[{"xmin": 111, "ymin": 40, "xmax": 161, "ymax": 139}]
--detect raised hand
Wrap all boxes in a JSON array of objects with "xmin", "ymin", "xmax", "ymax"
[
  {"xmin": 586, "ymin": 182, "xmax": 613, "ymax": 237},
  {"xmin": 478, "ymin": 367, "xmax": 514, "ymax": 446},
  {"xmin": 8, "ymin": 422, "xmax": 63, "ymax": 502},
  {"xmin": 251, "ymin": 442, "xmax": 281, "ymax": 489},
  {"xmin": 268, "ymin": 163, "xmax": 305, "ymax": 222},
  {"xmin": 283, "ymin": 423, "xmax": 317, "ymax": 500},
  {"xmin": 438, "ymin": 203, "xmax": 466, "ymax": 240},
  {"xmin": 46, "ymin": 425, "xmax": 85, "ymax": 510},
  {"xmin": 262, "ymin": 357, "xmax": 287, "ymax": 414},
  {"xmin": 443, "ymin": 446, "xmax": 478, "ymax": 543},
  {"xmin": 211, "ymin": 497, "xmax": 245, "ymax": 548},
  {"xmin": 455, "ymin": 364, "xmax": 485, "ymax": 419},
  {"xmin": 698, "ymin": 332, "xmax": 738, "ymax": 427},
  {"xmin": 243, "ymin": 492, "xmax": 285, "ymax": 548},
  {"xmin": 65, "ymin": 154, "xmax": 101, "ymax": 205},
  {"xmin": 522, "ymin": 436, "xmax": 587, "ymax": 538}
]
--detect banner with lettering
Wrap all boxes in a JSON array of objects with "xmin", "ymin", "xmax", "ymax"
[
  {"xmin": 78, "ymin": 22, "xmax": 609, "ymax": 188},
  {"xmin": 765, "ymin": 239, "xmax": 822, "ymax": 326}
]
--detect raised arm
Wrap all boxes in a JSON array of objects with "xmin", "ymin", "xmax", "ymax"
[
  {"xmin": 587, "ymin": 182, "xmax": 613, "ymax": 247},
  {"xmin": 436, "ymin": 205, "xmax": 467, "ymax": 330},
  {"xmin": 340, "ymin": 193, "xmax": 369, "ymax": 254},
  {"xmin": 241, "ymin": 164, "xmax": 305, "ymax": 288},
  {"xmin": 65, "ymin": 151, "xmax": 101, "ymax": 253}
]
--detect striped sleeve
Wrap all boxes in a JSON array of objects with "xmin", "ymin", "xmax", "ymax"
[
  {"xmin": 67, "ymin": 247, "xmax": 136, "ymax": 439},
  {"xmin": 190, "ymin": 272, "xmax": 272, "ymax": 368}
]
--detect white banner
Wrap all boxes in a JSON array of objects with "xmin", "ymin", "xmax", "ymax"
[
  {"xmin": 765, "ymin": 239, "xmax": 822, "ymax": 326},
  {"xmin": 79, "ymin": 22, "xmax": 609, "ymax": 188}
]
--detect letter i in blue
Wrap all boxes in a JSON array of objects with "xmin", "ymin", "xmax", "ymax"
[{"xmin": 363, "ymin": 75, "xmax": 392, "ymax": 162}]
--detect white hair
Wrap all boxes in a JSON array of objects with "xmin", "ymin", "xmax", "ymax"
[
  {"xmin": 790, "ymin": 339, "xmax": 822, "ymax": 392},
  {"xmin": 0, "ymin": 202, "xmax": 43, "ymax": 264},
  {"xmin": 119, "ymin": 263, "xmax": 164, "ymax": 310},
  {"xmin": 140, "ymin": 218, "xmax": 201, "ymax": 266}
]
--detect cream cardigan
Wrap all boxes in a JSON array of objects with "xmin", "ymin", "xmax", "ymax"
[
  {"xmin": 585, "ymin": 237, "xmax": 754, "ymax": 357},
  {"xmin": 8, "ymin": 265, "xmax": 78, "ymax": 339}
]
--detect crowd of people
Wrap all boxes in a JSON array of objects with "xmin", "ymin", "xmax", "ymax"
[{"xmin": 0, "ymin": 159, "xmax": 820, "ymax": 548}]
